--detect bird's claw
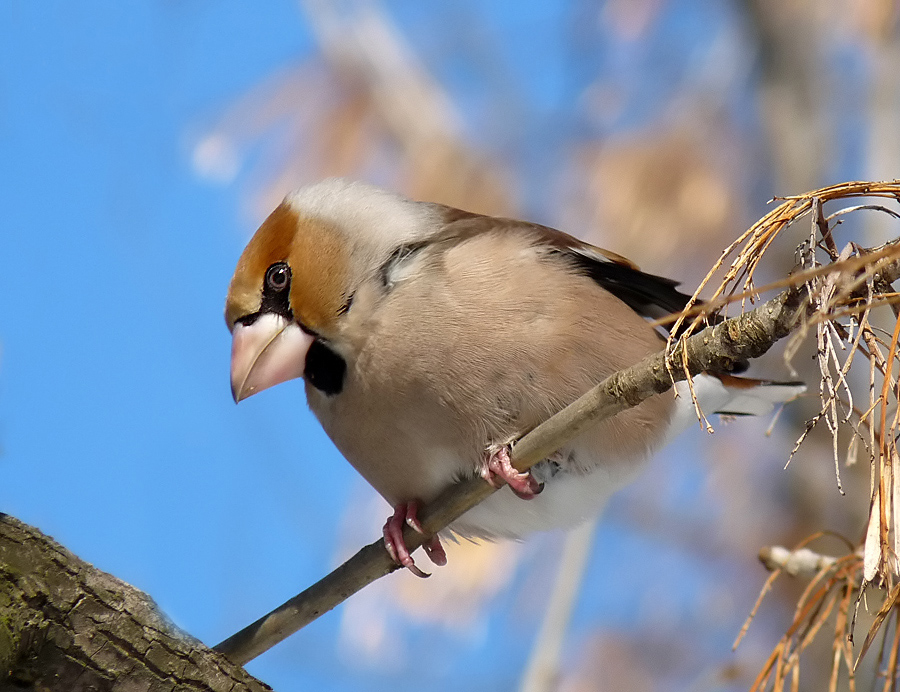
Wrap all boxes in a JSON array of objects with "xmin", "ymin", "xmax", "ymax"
[
  {"xmin": 382, "ymin": 501, "xmax": 447, "ymax": 578},
  {"xmin": 481, "ymin": 444, "xmax": 543, "ymax": 499}
]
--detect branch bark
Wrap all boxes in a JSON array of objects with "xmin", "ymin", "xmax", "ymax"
[{"xmin": 0, "ymin": 514, "xmax": 271, "ymax": 692}]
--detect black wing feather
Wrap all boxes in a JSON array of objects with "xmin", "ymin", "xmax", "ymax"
[
  {"xmin": 559, "ymin": 247, "xmax": 747, "ymax": 371},
  {"xmin": 560, "ymin": 250, "xmax": 694, "ymax": 325}
]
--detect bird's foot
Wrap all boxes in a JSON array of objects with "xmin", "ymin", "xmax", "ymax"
[
  {"xmin": 481, "ymin": 444, "xmax": 543, "ymax": 499},
  {"xmin": 382, "ymin": 500, "xmax": 447, "ymax": 578}
]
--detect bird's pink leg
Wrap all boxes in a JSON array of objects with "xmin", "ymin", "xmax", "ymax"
[
  {"xmin": 481, "ymin": 444, "xmax": 543, "ymax": 499},
  {"xmin": 382, "ymin": 500, "xmax": 447, "ymax": 578}
]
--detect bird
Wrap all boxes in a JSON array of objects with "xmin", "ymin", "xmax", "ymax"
[{"xmin": 226, "ymin": 178, "xmax": 804, "ymax": 576}]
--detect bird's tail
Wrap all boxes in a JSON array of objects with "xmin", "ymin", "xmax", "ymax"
[{"xmin": 667, "ymin": 373, "xmax": 806, "ymax": 438}]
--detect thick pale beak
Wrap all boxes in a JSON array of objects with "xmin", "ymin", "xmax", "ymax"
[{"xmin": 230, "ymin": 313, "xmax": 314, "ymax": 402}]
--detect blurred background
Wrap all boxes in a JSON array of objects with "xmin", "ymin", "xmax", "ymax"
[{"xmin": 1, "ymin": 1, "xmax": 898, "ymax": 690}]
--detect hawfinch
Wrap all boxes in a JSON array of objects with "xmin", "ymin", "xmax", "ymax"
[{"xmin": 226, "ymin": 179, "xmax": 803, "ymax": 575}]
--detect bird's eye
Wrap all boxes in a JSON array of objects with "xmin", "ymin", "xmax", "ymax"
[{"xmin": 265, "ymin": 263, "xmax": 291, "ymax": 292}]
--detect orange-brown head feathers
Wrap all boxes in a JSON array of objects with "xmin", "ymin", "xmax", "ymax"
[
  {"xmin": 227, "ymin": 179, "xmax": 443, "ymax": 335},
  {"xmin": 225, "ymin": 179, "xmax": 439, "ymax": 402},
  {"xmin": 225, "ymin": 202, "xmax": 351, "ymax": 336}
]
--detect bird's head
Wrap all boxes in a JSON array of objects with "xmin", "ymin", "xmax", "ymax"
[
  {"xmin": 226, "ymin": 179, "xmax": 437, "ymax": 402},
  {"xmin": 225, "ymin": 198, "xmax": 354, "ymax": 402}
]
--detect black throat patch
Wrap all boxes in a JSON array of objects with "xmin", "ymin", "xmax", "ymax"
[{"xmin": 304, "ymin": 340, "xmax": 346, "ymax": 396}]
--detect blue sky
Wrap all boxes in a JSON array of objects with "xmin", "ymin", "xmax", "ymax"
[
  {"xmin": 0, "ymin": 1, "xmax": 344, "ymax": 684},
  {"xmin": 0, "ymin": 3, "xmax": 832, "ymax": 690}
]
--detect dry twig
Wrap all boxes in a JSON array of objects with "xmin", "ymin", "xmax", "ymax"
[{"xmin": 714, "ymin": 181, "xmax": 900, "ymax": 691}]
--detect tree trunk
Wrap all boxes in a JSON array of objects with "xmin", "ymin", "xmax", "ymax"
[{"xmin": 0, "ymin": 513, "xmax": 271, "ymax": 692}]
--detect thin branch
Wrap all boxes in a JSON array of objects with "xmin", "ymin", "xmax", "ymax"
[{"xmin": 215, "ymin": 283, "xmax": 811, "ymax": 665}]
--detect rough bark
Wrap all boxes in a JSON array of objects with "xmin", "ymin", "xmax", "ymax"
[{"xmin": 0, "ymin": 514, "xmax": 270, "ymax": 692}]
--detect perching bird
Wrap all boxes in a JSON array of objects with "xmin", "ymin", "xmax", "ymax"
[{"xmin": 226, "ymin": 179, "xmax": 803, "ymax": 576}]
